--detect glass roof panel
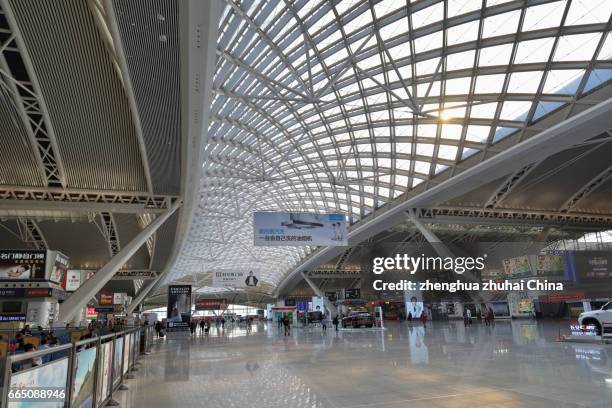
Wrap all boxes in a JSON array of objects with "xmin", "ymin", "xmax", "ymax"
[{"xmin": 170, "ymin": 0, "xmax": 612, "ymax": 291}]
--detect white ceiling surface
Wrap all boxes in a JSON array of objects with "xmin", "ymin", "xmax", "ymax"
[{"xmin": 167, "ymin": 0, "xmax": 612, "ymax": 293}]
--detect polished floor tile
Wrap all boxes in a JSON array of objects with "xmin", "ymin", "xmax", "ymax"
[{"xmin": 116, "ymin": 321, "xmax": 612, "ymax": 407}]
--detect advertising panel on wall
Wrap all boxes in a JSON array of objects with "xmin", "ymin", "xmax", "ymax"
[
  {"xmin": 212, "ymin": 271, "xmax": 260, "ymax": 287},
  {"xmin": 311, "ymin": 296, "xmax": 325, "ymax": 313},
  {"xmin": 8, "ymin": 358, "xmax": 69, "ymax": 408},
  {"xmin": 573, "ymin": 251, "xmax": 612, "ymax": 283},
  {"xmin": 113, "ymin": 293, "xmax": 127, "ymax": 306},
  {"xmin": 46, "ymin": 251, "xmax": 69, "ymax": 285},
  {"xmin": 502, "ymin": 256, "xmax": 533, "ymax": 279},
  {"xmin": 122, "ymin": 334, "xmax": 130, "ymax": 375},
  {"xmin": 344, "ymin": 288, "xmax": 361, "ymax": 299},
  {"xmin": 253, "ymin": 212, "xmax": 347, "ymax": 246},
  {"xmin": 72, "ymin": 347, "xmax": 97, "ymax": 408},
  {"xmin": 534, "ymin": 254, "xmax": 565, "ymax": 276},
  {"xmin": 96, "ymin": 341, "xmax": 112, "ymax": 406},
  {"xmin": 63, "ymin": 270, "xmax": 82, "ymax": 292},
  {"xmin": 99, "ymin": 293, "xmax": 114, "ymax": 305},
  {"xmin": 195, "ymin": 298, "xmax": 228, "ymax": 310},
  {"xmin": 112, "ymin": 337, "xmax": 123, "ymax": 387},
  {"xmin": 166, "ymin": 285, "xmax": 191, "ymax": 332},
  {"xmin": 0, "ymin": 249, "xmax": 46, "ymax": 281}
]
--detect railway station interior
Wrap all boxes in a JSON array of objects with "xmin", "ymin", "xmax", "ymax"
[{"xmin": 1, "ymin": 0, "xmax": 612, "ymax": 407}]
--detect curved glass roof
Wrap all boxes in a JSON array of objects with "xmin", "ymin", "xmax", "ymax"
[{"xmin": 168, "ymin": 0, "xmax": 612, "ymax": 292}]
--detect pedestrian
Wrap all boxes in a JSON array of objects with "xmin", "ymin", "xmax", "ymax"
[
  {"xmin": 155, "ymin": 321, "xmax": 163, "ymax": 337},
  {"xmin": 282, "ymin": 315, "xmax": 291, "ymax": 336},
  {"xmin": 277, "ymin": 317, "xmax": 282, "ymax": 329},
  {"xmin": 190, "ymin": 321, "xmax": 196, "ymax": 335},
  {"xmin": 332, "ymin": 315, "xmax": 339, "ymax": 332},
  {"xmin": 200, "ymin": 319, "xmax": 205, "ymax": 333},
  {"xmin": 420, "ymin": 310, "xmax": 427, "ymax": 328},
  {"xmin": 221, "ymin": 317, "xmax": 225, "ymax": 329},
  {"xmin": 321, "ymin": 316, "xmax": 327, "ymax": 332},
  {"xmin": 205, "ymin": 320, "xmax": 210, "ymax": 335},
  {"xmin": 466, "ymin": 308, "xmax": 473, "ymax": 326}
]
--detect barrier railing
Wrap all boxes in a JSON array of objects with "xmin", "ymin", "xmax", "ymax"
[{"xmin": 1, "ymin": 326, "xmax": 156, "ymax": 407}]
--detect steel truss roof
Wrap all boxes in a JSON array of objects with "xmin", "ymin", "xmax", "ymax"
[{"xmin": 172, "ymin": 0, "xmax": 612, "ymax": 292}]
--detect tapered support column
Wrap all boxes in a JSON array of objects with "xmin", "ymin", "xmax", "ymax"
[
  {"xmin": 59, "ymin": 200, "xmax": 181, "ymax": 322},
  {"xmin": 301, "ymin": 271, "xmax": 337, "ymax": 317},
  {"xmin": 125, "ymin": 273, "xmax": 163, "ymax": 314}
]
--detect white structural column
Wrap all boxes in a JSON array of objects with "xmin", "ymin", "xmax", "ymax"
[
  {"xmin": 407, "ymin": 208, "xmax": 454, "ymax": 260},
  {"xmin": 59, "ymin": 200, "xmax": 182, "ymax": 323},
  {"xmin": 125, "ymin": 273, "xmax": 163, "ymax": 314},
  {"xmin": 301, "ymin": 271, "xmax": 337, "ymax": 318}
]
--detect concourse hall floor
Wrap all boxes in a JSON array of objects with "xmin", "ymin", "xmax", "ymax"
[{"xmin": 117, "ymin": 321, "xmax": 612, "ymax": 408}]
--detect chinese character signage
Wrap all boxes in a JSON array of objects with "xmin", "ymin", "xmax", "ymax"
[
  {"xmin": 195, "ymin": 298, "xmax": 228, "ymax": 310},
  {"xmin": 47, "ymin": 250, "xmax": 69, "ymax": 284},
  {"xmin": 212, "ymin": 270, "xmax": 260, "ymax": 288},
  {"xmin": 254, "ymin": 212, "xmax": 347, "ymax": 246},
  {"xmin": 166, "ymin": 285, "xmax": 191, "ymax": 332},
  {"xmin": 99, "ymin": 293, "xmax": 114, "ymax": 305},
  {"xmin": 0, "ymin": 250, "xmax": 47, "ymax": 281}
]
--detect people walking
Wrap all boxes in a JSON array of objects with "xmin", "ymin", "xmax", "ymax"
[
  {"xmin": 332, "ymin": 315, "xmax": 339, "ymax": 332},
  {"xmin": 200, "ymin": 319, "xmax": 205, "ymax": 333},
  {"xmin": 321, "ymin": 316, "xmax": 327, "ymax": 332},
  {"xmin": 282, "ymin": 315, "xmax": 291, "ymax": 336}
]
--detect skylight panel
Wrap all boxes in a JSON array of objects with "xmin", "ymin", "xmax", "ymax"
[
  {"xmin": 345, "ymin": 7, "xmax": 374, "ymax": 33},
  {"xmin": 447, "ymin": 0, "xmax": 481, "ymax": 18},
  {"xmin": 474, "ymin": 74, "xmax": 505, "ymax": 94},
  {"xmin": 543, "ymin": 69, "xmax": 584, "ymax": 94},
  {"xmin": 446, "ymin": 50, "xmax": 476, "ymax": 70},
  {"xmin": 412, "ymin": 2, "xmax": 444, "ymax": 29},
  {"xmin": 379, "ymin": 19, "xmax": 407, "ymax": 41},
  {"xmin": 377, "ymin": 143, "xmax": 391, "ymax": 152},
  {"xmin": 440, "ymin": 124, "xmax": 463, "ymax": 140},
  {"xmin": 416, "ymin": 143, "xmax": 434, "ymax": 156},
  {"xmin": 445, "ymin": 77, "xmax": 471, "ymax": 95},
  {"xmin": 499, "ymin": 101, "xmax": 532, "ymax": 121},
  {"xmin": 514, "ymin": 38, "xmax": 555, "ymax": 64},
  {"xmin": 565, "ymin": 0, "xmax": 612, "ymax": 25},
  {"xmin": 507, "ymin": 71, "xmax": 543, "ymax": 93},
  {"xmin": 415, "ymin": 57, "xmax": 442, "ymax": 75},
  {"xmin": 414, "ymin": 31, "xmax": 443, "ymax": 54},
  {"xmin": 394, "ymin": 174, "xmax": 408, "ymax": 186},
  {"xmin": 388, "ymin": 42, "xmax": 411, "ymax": 60},
  {"xmin": 374, "ymin": 0, "xmax": 403, "ymax": 18},
  {"xmin": 553, "ymin": 33, "xmax": 602, "ymax": 61},
  {"xmin": 598, "ymin": 33, "xmax": 612, "ymax": 60},
  {"xmin": 522, "ymin": 1, "xmax": 565, "ymax": 31},
  {"xmin": 438, "ymin": 145, "xmax": 458, "ymax": 160},
  {"xmin": 396, "ymin": 142, "xmax": 412, "ymax": 154},
  {"xmin": 446, "ymin": 20, "xmax": 479, "ymax": 46},
  {"xmin": 470, "ymin": 102, "xmax": 498, "ymax": 119},
  {"xmin": 465, "ymin": 125, "xmax": 490, "ymax": 142},
  {"xmin": 482, "ymin": 10, "xmax": 520, "ymax": 38},
  {"xmin": 396, "ymin": 159, "xmax": 411, "ymax": 170},
  {"xmin": 479, "ymin": 43, "xmax": 513, "ymax": 66}
]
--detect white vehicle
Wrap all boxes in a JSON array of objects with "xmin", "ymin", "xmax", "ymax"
[{"xmin": 578, "ymin": 301, "xmax": 612, "ymax": 335}]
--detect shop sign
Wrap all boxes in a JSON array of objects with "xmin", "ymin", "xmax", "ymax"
[
  {"xmin": 99, "ymin": 293, "xmax": 114, "ymax": 305},
  {"xmin": 0, "ymin": 313, "xmax": 26, "ymax": 322},
  {"xmin": 548, "ymin": 292, "xmax": 585, "ymax": 302},
  {"xmin": 195, "ymin": 298, "xmax": 228, "ymax": 310}
]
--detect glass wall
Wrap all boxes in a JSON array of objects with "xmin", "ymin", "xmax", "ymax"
[{"xmin": 143, "ymin": 304, "xmax": 259, "ymax": 319}]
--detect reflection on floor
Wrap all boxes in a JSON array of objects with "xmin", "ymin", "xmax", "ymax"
[{"xmin": 117, "ymin": 321, "xmax": 612, "ymax": 407}]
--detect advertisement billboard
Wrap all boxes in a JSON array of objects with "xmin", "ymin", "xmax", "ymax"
[
  {"xmin": 311, "ymin": 296, "xmax": 325, "ymax": 313},
  {"xmin": 113, "ymin": 293, "xmax": 127, "ymax": 306},
  {"xmin": 212, "ymin": 271, "xmax": 260, "ymax": 288},
  {"xmin": 535, "ymin": 254, "xmax": 564, "ymax": 276},
  {"xmin": 99, "ymin": 293, "xmax": 113, "ymax": 305},
  {"xmin": 574, "ymin": 251, "xmax": 612, "ymax": 283},
  {"xmin": 63, "ymin": 270, "xmax": 82, "ymax": 292},
  {"xmin": 122, "ymin": 334, "xmax": 130, "ymax": 375},
  {"xmin": 96, "ymin": 342, "xmax": 112, "ymax": 406},
  {"xmin": 502, "ymin": 256, "xmax": 533, "ymax": 279},
  {"xmin": 8, "ymin": 358, "xmax": 69, "ymax": 408},
  {"xmin": 0, "ymin": 249, "xmax": 46, "ymax": 281},
  {"xmin": 166, "ymin": 285, "xmax": 191, "ymax": 332},
  {"xmin": 195, "ymin": 298, "xmax": 228, "ymax": 310},
  {"xmin": 254, "ymin": 212, "xmax": 347, "ymax": 246},
  {"xmin": 46, "ymin": 251, "xmax": 69, "ymax": 285},
  {"xmin": 112, "ymin": 337, "xmax": 123, "ymax": 387},
  {"xmin": 72, "ymin": 347, "xmax": 97, "ymax": 408}
]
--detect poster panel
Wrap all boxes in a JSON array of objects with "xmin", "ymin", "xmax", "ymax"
[
  {"xmin": 130, "ymin": 331, "xmax": 137, "ymax": 367},
  {"xmin": 166, "ymin": 285, "xmax": 191, "ymax": 332},
  {"xmin": 311, "ymin": 296, "xmax": 325, "ymax": 313},
  {"xmin": 8, "ymin": 358, "xmax": 69, "ymax": 408},
  {"xmin": 63, "ymin": 270, "xmax": 82, "ymax": 292},
  {"xmin": 212, "ymin": 270, "xmax": 260, "ymax": 288},
  {"xmin": 46, "ymin": 251, "xmax": 69, "ymax": 285},
  {"xmin": 112, "ymin": 337, "xmax": 123, "ymax": 387},
  {"xmin": 404, "ymin": 290, "xmax": 424, "ymax": 320},
  {"xmin": 502, "ymin": 256, "xmax": 533, "ymax": 279},
  {"xmin": 535, "ymin": 254, "xmax": 564, "ymax": 276},
  {"xmin": 122, "ymin": 334, "xmax": 130, "ymax": 375},
  {"xmin": 72, "ymin": 347, "xmax": 97, "ymax": 408},
  {"xmin": 574, "ymin": 251, "xmax": 612, "ymax": 283},
  {"xmin": 254, "ymin": 212, "xmax": 347, "ymax": 246},
  {"xmin": 99, "ymin": 293, "xmax": 113, "ymax": 306},
  {"xmin": 0, "ymin": 249, "xmax": 46, "ymax": 281},
  {"xmin": 96, "ymin": 342, "xmax": 112, "ymax": 406}
]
